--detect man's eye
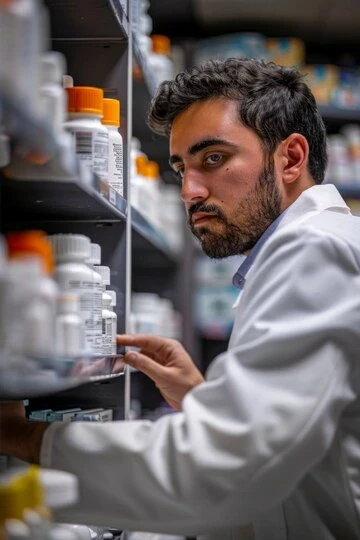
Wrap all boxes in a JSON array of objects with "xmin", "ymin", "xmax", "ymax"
[
  {"xmin": 205, "ymin": 154, "xmax": 223, "ymax": 166},
  {"xmin": 174, "ymin": 168, "xmax": 184, "ymax": 181}
]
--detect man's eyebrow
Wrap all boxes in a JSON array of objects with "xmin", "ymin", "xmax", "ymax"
[{"xmin": 169, "ymin": 138, "xmax": 235, "ymax": 167}]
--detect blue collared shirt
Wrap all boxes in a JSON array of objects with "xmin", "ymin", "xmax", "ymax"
[{"xmin": 232, "ymin": 212, "xmax": 286, "ymax": 290}]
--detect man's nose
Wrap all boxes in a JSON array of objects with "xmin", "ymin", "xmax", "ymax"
[{"xmin": 180, "ymin": 170, "xmax": 209, "ymax": 204}]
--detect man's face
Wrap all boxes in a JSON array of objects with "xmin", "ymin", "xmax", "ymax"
[{"xmin": 169, "ymin": 98, "xmax": 282, "ymax": 258}]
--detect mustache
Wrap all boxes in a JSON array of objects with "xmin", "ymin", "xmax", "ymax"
[{"xmin": 188, "ymin": 202, "xmax": 227, "ymax": 223}]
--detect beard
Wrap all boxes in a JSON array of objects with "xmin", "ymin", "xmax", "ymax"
[{"xmin": 187, "ymin": 161, "xmax": 281, "ymax": 258}]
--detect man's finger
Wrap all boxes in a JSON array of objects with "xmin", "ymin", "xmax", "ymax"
[
  {"xmin": 117, "ymin": 334, "xmax": 177, "ymax": 358},
  {"xmin": 124, "ymin": 351, "xmax": 168, "ymax": 381}
]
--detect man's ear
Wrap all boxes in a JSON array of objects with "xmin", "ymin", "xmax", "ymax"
[{"xmin": 279, "ymin": 133, "xmax": 309, "ymax": 185}]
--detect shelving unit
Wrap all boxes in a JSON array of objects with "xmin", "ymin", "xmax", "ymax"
[
  {"xmin": 0, "ymin": 0, "xmax": 187, "ymax": 421},
  {"xmin": 0, "ymin": 1, "xmax": 132, "ymax": 415}
]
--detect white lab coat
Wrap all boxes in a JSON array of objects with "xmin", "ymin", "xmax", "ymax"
[{"xmin": 41, "ymin": 184, "xmax": 360, "ymax": 539}]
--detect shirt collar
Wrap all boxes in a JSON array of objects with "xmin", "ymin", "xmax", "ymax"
[{"xmin": 232, "ymin": 211, "xmax": 286, "ymax": 290}]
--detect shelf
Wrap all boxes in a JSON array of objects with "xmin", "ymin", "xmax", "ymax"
[
  {"xmin": 319, "ymin": 105, "xmax": 360, "ymax": 123},
  {"xmin": 45, "ymin": 0, "xmax": 128, "ymax": 41},
  {"xmin": 0, "ymin": 353, "xmax": 125, "ymax": 399},
  {"xmin": 329, "ymin": 183, "xmax": 360, "ymax": 199},
  {"xmin": 1, "ymin": 174, "xmax": 128, "ymax": 223},
  {"xmin": 131, "ymin": 206, "xmax": 179, "ymax": 268}
]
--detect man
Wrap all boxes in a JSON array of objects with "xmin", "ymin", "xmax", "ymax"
[{"xmin": 1, "ymin": 58, "xmax": 360, "ymax": 540}]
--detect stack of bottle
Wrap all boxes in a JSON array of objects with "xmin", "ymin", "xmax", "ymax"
[
  {"xmin": 0, "ymin": 231, "xmax": 118, "ymax": 365},
  {"xmin": 131, "ymin": 292, "xmax": 181, "ymax": 340},
  {"xmin": 0, "ymin": 1, "xmax": 125, "ymax": 195},
  {"xmin": 64, "ymin": 85, "xmax": 124, "ymax": 196},
  {"xmin": 325, "ymin": 124, "xmax": 360, "ymax": 185},
  {"xmin": 130, "ymin": 138, "xmax": 185, "ymax": 253}
]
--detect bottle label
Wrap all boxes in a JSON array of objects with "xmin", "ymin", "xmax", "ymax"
[
  {"xmin": 102, "ymin": 317, "xmax": 113, "ymax": 355},
  {"xmin": 74, "ymin": 130, "xmax": 109, "ymax": 181},
  {"xmin": 67, "ymin": 279, "xmax": 103, "ymax": 354},
  {"xmin": 108, "ymin": 140, "xmax": 123, "ymax": 195}
]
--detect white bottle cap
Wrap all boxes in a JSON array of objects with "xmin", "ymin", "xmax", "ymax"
[
  {"xmin": 102, "ymin": 294, "xmax": 112, "ymax": 309},
  {"xmin": 63, "ymin": 74, "xmax": 74, "ymax": 88},
  {"xmin": 56, "ymin": 293, "xmax": 80, "ymax": 315},
  {"xmin": 40, "ymin": 51, "xmax": 66, "ymax": 85},
  {"xmin": 88, "ymin": 243, "xmax": 101, "ymax": 265},
  {"xmin": 108, "ymin": 290, "xmax": 117, "ymax": 307},
  {"xmin": 96, "ymin": 265, "xmax": 110, "ymax": 285},
  {"xmin": 39, "ymin": 469, "xmax": 79, "ymax": 509},
  {"xmin": 48, "ymin": 234, "xmax": 91, "ymax": 263}
]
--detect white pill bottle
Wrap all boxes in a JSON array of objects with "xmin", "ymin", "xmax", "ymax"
[{"xmin": 102, "ymin": 97, "xmax": 124, "ymax": 196}]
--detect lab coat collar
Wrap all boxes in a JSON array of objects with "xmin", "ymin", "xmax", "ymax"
[{"xmin": 232, "ymin": 184, "xmax": 349, "ymax": 299}]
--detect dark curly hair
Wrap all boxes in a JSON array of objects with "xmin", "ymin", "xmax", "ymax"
[{"xmin": 147, "ymin": 58, "xmax": 327, "ymax": 184}]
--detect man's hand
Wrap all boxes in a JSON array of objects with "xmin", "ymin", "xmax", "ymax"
[
  {"xmin": 0, "ymin": 401, "xmax": 48, "ymax": 463},
  {"xmin": 116, "ymin": 334, "xmax": 204, "ymax": 411}
]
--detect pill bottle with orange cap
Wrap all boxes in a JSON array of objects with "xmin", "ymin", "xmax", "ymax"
[
  {"xmin": 149, "ymin": 34, "xmax": 174, "ymax": 86},
  {"xmin": 63, "ymin": 86, "xmax": 109, "ymax": 183},
  {"xmin": 102, "ymin": 98, "xmax": 124, "ymax": 196},
  {"xmin": 0, "ymin": 230, "xmax": 58, "ymax": 357},
  {"xmin": 131, "ymin": 154, "xmax": 148, "ymax": 213}
]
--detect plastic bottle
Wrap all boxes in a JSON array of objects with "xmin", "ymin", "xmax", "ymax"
[
  {"xmin": 148, "ymin": 34, "xmax": 174, "ymax": 86},
  {"xmin": 63, "ymin": 86, "xmax": 109, "ymax": 182},
  {"xmin": 131, "ymin": 292, "xmax": 162, "ymax": 334},
  {"xmin": 107, "ymin": 290, "xmax": 118, "ymax": 355},
  {"xmin": 132, "ymin": 155, "xmax": 148, "ymax": 214},
  {"xmin": 102, "ymin": 98, "xmax": 124, "ymax": 196},
  {"xmin": 39, "ymin": 51, "xmax": 67, "ymax": 135},
  {"xmin": 4, "ymin": 231, "xmax": 58, "ymax": 357},
  {"xmin": 55, "ymin": 293, "xmax": 83, "ymax": 358},
  {"xmin": 101, "ymin": 294, "xmax": 114, "ymax": 355},
  {"xmin": 48, "ymin": 234, "xmax": 102, "ymax": 355},
  {"xmin": 94, "ymin": 265, "xmax": 115, "ymax": 355},
  {"xmin": 38, "ymin": 51, "xmax": 76, "ymax": 176},
  {"xmin": 85, "ymin": 243, "xmax": 103, "ymax": 352},
  {"xmin": 0, "ymin": 0, "xmax": 46, "ymax": 116}
]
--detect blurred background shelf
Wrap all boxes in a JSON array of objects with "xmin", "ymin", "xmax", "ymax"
[
  {"xmin": 44, "ymin": 0, "xmax": 128, "ymax": 41},
  {"xmin": 319, "ymin": 105, "xmax": 360, "ymax": 124},
  {"xmin": 131, "ymin": 206, "xmax": 179, "ymax": 269}
]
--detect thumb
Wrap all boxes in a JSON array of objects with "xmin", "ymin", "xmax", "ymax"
[{"xmin": 124, "ymin": 351, "xmax": 167, "ymax": 382}]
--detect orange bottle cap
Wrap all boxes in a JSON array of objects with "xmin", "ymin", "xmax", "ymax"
[
  {"xmin": 145, "ymin": 161, "xmax": 159, "ymax": 179},
  {"xmin": 6, "ymin": 230, "xmax": 54, "ymax": 275},
  {"xmin": 66, "ymin": 86, "xmax": 104, "ymax": 115},
  {"xmin": 102, "ymin": 98, "xmax": 121, "ymax": 127},
  {"xmin": 151, "ymin": 34, "xmax": 171, "ymax": 55},
  {"xmin": 135, "ymin": 155, "xmax": 148, "ymax": 175}
]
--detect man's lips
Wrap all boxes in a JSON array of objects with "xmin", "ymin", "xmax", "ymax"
[{"xmin": 191, "ymin": 212, "xmax": 218, "ymax": 225}]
